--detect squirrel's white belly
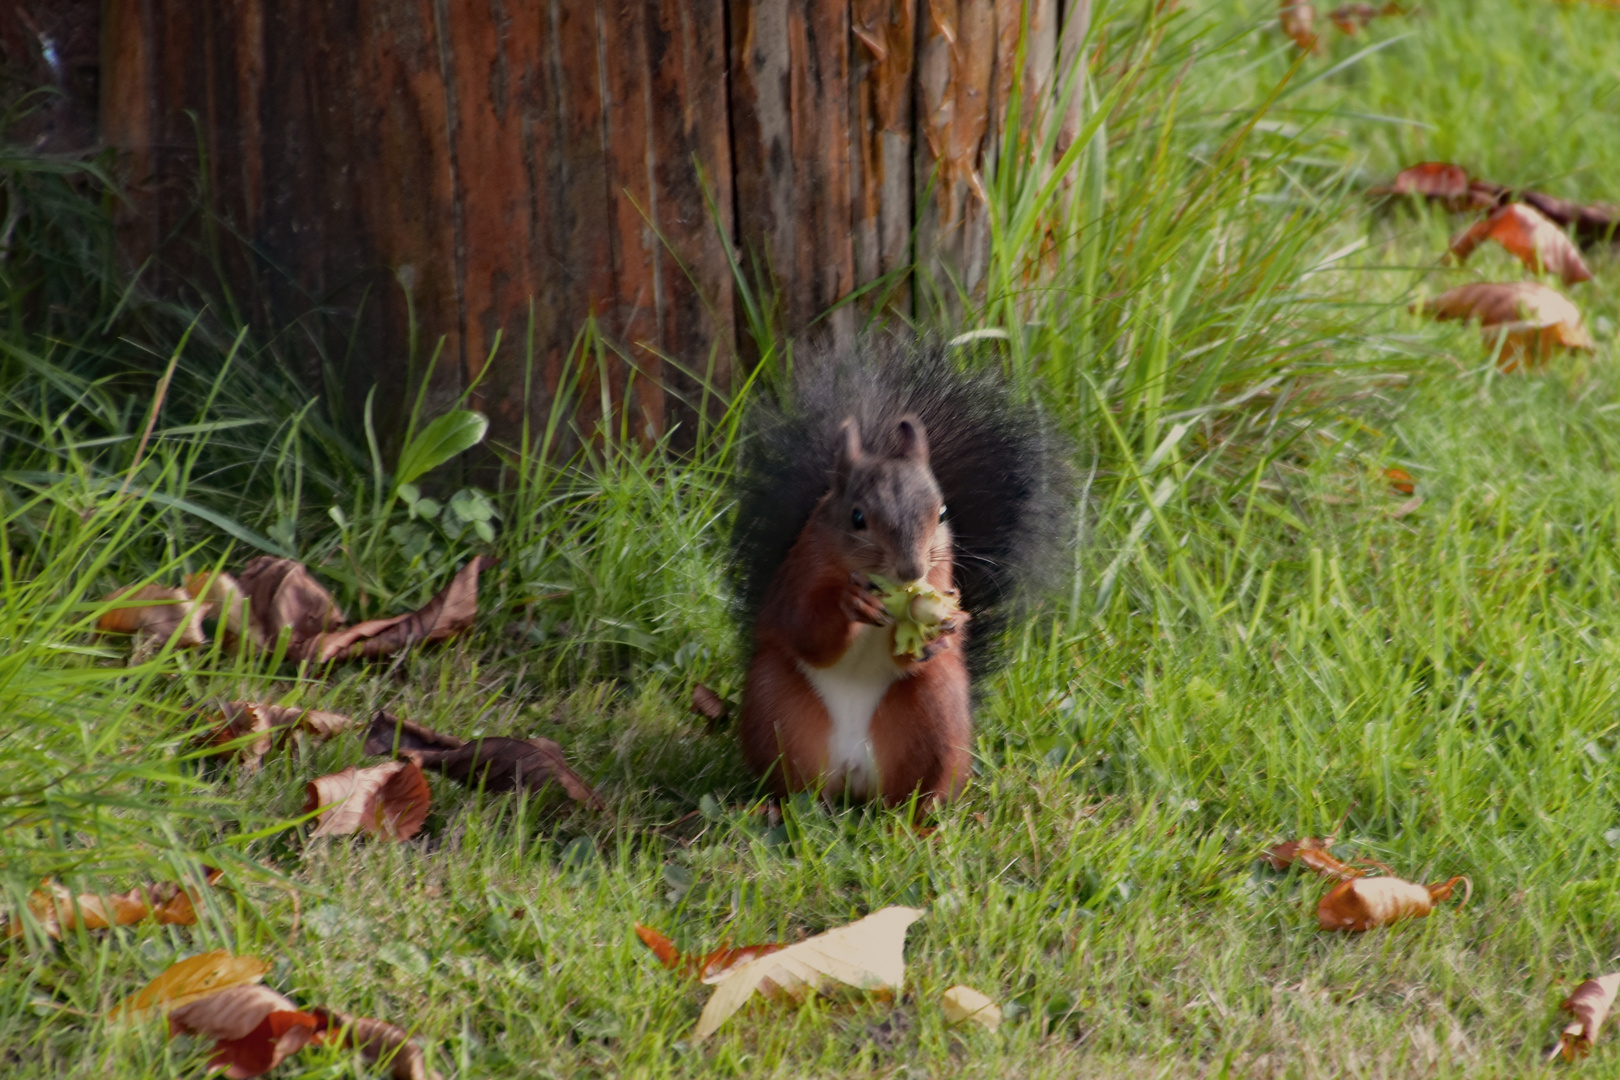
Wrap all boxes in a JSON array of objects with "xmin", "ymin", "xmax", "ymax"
[{"xmin": 797, "ymin": 623, "xmax": 901, "ymax": 799}]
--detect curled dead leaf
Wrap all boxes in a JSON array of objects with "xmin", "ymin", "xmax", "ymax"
[
  {"xmin": 6, "ymin": 869, "xmax": 221, "ymax": 940},
  {"xmin": 1553, "ymin": 972, "xmax": 1620, "ymax": 1063},
  {"xmin": 1450, "ymin": 203, "xmax": 1593, "ymax": 285},
  {"xmin": 199, "ymin": 701, "xmax": 354, "ymax": 771},
  {"xmin": 1317, "ymin": 874, "xmax": 1470, "ymax": 932},
  {"xmin": 1385, "ymin": 161, "xmax": 1467, "ymax": 202},
  {"xmin": 97, "ymin": 584, "xmax": 206, "ymax": 647},
  {"xmin": 1521, "ymin": 190, "xmax": 1620, "ymax": 249},
  {"xmin": 1421, "ymin": 281, "xmax": 1595, "ymax": 365},
  {"xmin": 1371, "ymin": 162, "xmax": 1505, "ymax": 213},
  {"xmin": 310, "ymin": 556, "xmax": 486, "ymax": 662},
  {"xmin": 1263, "ymin": 838, "xmax": 1365, "ymax": 881},
  {"xmin": 1373, "ymin": 162, "xmax": 1618, "ymax": 245},
  {"xmin": 236, "ymin": 556, "xmax": 346, "ymax": 657},
  {"xmin": 112, "ymin": 949, "xmax": 270, "ymax": 1021},
  {"xmin": 169, "ymin": 984, "xmax": 320, "ymax": 1079},
  {"xmin": 633, "ymin": 923, "xmax": 788, "ymax": 984},
  {"xmin": 1279, "ymin": 0, "xmax": 1320, "ymax": 51},
  {"xmin": 1263, "ymin": 836, "xmax": 1330, "ymax": 870},
  {"xmin": 314, "ymin": 1009, "xmax": 442, "ymax": 1080},
  {"xmin": 199, "ymin": 702, "xmax": 274, "ymax": 772},
  {"xmin": 184, "ymin": 570, "xmax": 249, "ymax": 640},
  {"xmin": 1390, "ymin": 496, "xmax": 1424, "ymax": 519},
  {"xmin": 364, "ymin": 712, "xmax": 604, "ymax": 811},
  {"xmin": 634, "ymin": 923, "xmax": 683, "ymax": 969},
  {"xmin": 693, "ymin": 906, "xmax": 924, "ymax": 1041},
  {"xmin": 1327, "ymin": 2, "xmax": 1402, "ymax": 33},
  {"xmin": 941, "ymin": 984, "xmax": 1002, "ymax": 1031},
  {"xmin": 303, "ymin": 761, "xmax": 432, "ymax": 841}
]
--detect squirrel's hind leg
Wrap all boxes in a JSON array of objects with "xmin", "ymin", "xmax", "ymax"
[
  {"xmin": 869, "ymin": 655, "xmax": 972, "ymax": 807},
  {"xmin": 738, "ymin": 642, "xmax": 832, "ymax": 796}
]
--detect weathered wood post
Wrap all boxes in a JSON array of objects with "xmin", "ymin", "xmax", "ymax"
[{"xmin": 6, "ymin": 0, "xmax": 1091, "ymax": 450}]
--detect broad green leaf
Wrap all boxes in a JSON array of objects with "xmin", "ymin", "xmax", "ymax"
[{"xmin": 394, "ymin": 410, "xmax": 488, "ymax": 488}]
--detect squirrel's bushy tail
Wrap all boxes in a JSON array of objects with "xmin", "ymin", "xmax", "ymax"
[{"xmin": 730, "ymin": 334, "xmax": 1074, "ymax": 675}]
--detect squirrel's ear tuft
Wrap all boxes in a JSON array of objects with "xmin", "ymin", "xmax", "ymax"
[
  {"xmin": 895, "ymin": 415, "xmax": 930, "ymax": 462},
  {"xmin": 833, "ymin": 418, "xmax": 863, "ymax": 488}
]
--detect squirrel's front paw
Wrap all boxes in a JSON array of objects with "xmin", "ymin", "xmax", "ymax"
[
  {"xmin": 841, "ymin": 574, "xmax": 893, "ymax": 626},
  {"xmin": 914, "ymin": 622, "xmax": 959, "ymax": 662}
]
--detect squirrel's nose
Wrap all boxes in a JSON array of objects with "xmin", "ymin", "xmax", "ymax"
[{"xmin": 893, "ymin": 558, "xmax": 925, "ymax": 585}]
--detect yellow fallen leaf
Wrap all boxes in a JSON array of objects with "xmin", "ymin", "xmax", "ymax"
[
  {"xmin": 941, "ymin": 984, "xmax": 1002, "ymax": 1031},
  {"xmin": 112, "ymin": 950, "xmax": 270, "ymax": 1021},
  {"xmin": 693, "ymin": 906, "xmax": 923, "ymax": 1041}
]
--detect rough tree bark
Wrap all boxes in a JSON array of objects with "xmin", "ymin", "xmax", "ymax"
[{"xmin": 1, "ymin": 0, "xmax": 1093, "ymax": 453}]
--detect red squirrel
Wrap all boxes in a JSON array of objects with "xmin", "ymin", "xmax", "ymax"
[{"xmin": 731, "ymin": 338, "xmax": 1070, "ymax": 808}]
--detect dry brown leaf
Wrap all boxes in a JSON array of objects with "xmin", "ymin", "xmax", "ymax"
[
  {"xmin": 1317, "ymin": 874, "xmax": 1470, "ymax": 932},
  {"xmin": 199, "ymin": 701, "xmax": 354, "ymax": 770},
  {"xmin": 1422, "ymin": 281, "xmax": 1595, "ymax": 363},
  {"xmin": 693, "ymin": 906, "xmax": 924, "ymax": 1041},
  {"xmin": 97, "ymin": 584, "xmax": 206, "ymax": 647},
  {"xmin": 1262, "ymin": 836, "xmax": 1331, "ymax": 870},
  {"xmin": 1327, "ymin": 2, "xmax": 1403, "ymax": 32},
  {"xmin": 1553, "ymin": 972, "xmax": 1620, "ymax": 1063},
  {"xmin": 1450, "ymin": 203, "xmax": 1593, "ymax": 284},
  {"xmin": 304, "ymin": 761, "xmax": 431, "ymax": 840},
  {"xmin": 8, "ymin": 870, "xmax": 222, "ymax": 940},
  {"xmin": 311, "ymin": 556, "xmax": 486, "ymax": 662},
  {"xmin": 635, "ymin": 923, "xmax": 683, "ymax": 968},
  {"xmin": 1390, "ymin": 496, "xmax": 1424, "ymax": 519},
  {"xmin": 1264, "ymin": 838, "xmax": 1365, "ymax": 881},
  {"xmin": 1279, "ymin": 0, "xmax": 1320, "ymax": 51},
  {"xmin": 236, "ymin": 556, "xmax": 346, "ymax": 657},
  {"xmin": 633, "ymin": 923, "xmax": 788, "ymax": 984},
  {"xmin": 184, "ymin": 570, "xmax": 249, "ymax": 640},
  {"xmin": 1386, "ymin": 161, "xmax": 1469, "ymax": 202},
  {"xmin": 314, "ymin": 1009, "xmax": 442, "ymax": 1080},
  {"xmin": 169, "ymin": 984, "xmax": 319, "ymax": 1079},
  {"xmin": 1371, "ymin": 162, "xmax": 1506, "ymax": 213},
  {"xmin": 200, "ymin": 702, "xmax": 275, "ymax": 771},
  {"xmin": 364, "ymin": 712, "xmax": 604, "ymax": 811},
  {"xmin": 112, "ymin": 949, "xmax": 270, "ymax": 1020},
  {"xmin": 1374, "ymin": 161, "xmax": 1618, "ymax": 244},
  {"xmin": 1520, "ymin": 190, "xmax": 1620, "ymax": 248},
  {"xmin": 941, "ymin": 984, "xmax": 1003, "ymax": 1031}
]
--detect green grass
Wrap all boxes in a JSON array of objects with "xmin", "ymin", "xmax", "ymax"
[{"xmin": 7, "ymin": 0, "xmax": 1620, "ymax": 1076}]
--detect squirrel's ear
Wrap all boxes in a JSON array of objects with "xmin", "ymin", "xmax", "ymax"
[
  {"xmin": 833, "ymin": 418, "xmax": 863, "ymax": 488},
  {"xmin": 895, "ymin": 415, "xmax": 930, "ymax": 462}
]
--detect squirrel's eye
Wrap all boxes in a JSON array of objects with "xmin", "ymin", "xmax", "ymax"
[
  {"xmin": 938, "ymin": 504, "xmax": 948, "ymax": 522},
  {"xmin": 851, "ymin": 508, "xmax": 866, "ymax": 530}
]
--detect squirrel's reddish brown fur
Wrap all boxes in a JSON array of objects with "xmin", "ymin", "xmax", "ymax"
[
  {"xmin": 731, "ymin": 338, "xmax": 1071, "ymax": 809},
  {"xmin": 739, "ymin": 416, "xmax": 972, "ymax": 804}
]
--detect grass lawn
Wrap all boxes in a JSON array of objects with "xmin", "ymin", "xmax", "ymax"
[{"xmin": 6, "ymin": 1, "xmax": 1620, "ymax": 1077}]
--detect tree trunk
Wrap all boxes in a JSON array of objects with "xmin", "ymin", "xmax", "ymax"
[{"xmin": 5, "ymin": 0, "xmax": 1090, "ymax": 453}]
